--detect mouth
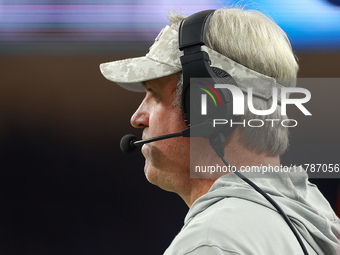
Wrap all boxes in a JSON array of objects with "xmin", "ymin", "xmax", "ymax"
[
  {"xmin": 142, "ymin": 127, "xmax": 148, "ymax": 137},
  {"xmin": 141, "ymin": 130, "xmax": 149, "ymax": 141},
  {"xmin": 141, "ymin": 143, "xmax": 148, "ymax": 157}
]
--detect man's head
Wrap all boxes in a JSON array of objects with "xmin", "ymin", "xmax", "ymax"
[{"xmin": 100, "ymin": 8, "xmax": 299, "ymax": 201}]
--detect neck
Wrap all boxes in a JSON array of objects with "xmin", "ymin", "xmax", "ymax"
[
  {"xmin": 182, "ymin": 179, "xmax": 217, "ymax": 207},
  {"xmin": 180, "ymin": 128, "xmax": 280, "ymax": 208}
]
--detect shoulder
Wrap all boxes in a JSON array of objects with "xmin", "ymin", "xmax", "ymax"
[{"xmin": 164, "ymin": 197, "xmax": 305, "ymax": 255}]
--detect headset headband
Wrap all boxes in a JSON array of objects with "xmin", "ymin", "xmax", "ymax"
[{"xmin": 179, "ymin": 10, "xmax": 215, "ymax": 50}]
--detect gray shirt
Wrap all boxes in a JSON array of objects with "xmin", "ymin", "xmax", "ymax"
[{"xmin": 164, "ymin": 168, "xmax": 340, "ymax": 255}]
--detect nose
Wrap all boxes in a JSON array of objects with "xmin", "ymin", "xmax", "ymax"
[{"xmin": 130, "ymin": 99, "xmax": 149, "ymax": 128}]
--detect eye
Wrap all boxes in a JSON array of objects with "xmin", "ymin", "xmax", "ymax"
[{"xmin": 146, "ymin": 88, "xmax": 156, "ymax": 97}]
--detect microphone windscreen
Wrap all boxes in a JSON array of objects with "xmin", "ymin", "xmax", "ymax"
[{"xmin": 120, "ymin": 134, "xmax": 137, "ymax": 153}]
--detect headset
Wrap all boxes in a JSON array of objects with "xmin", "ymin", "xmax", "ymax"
[
  {"xmin": 178, "ymin": 10, "xmax": 310, "ymax": 255},
  {"xmin": 178, "ymin": 9, "xmax": 239, "ymax": 139}
]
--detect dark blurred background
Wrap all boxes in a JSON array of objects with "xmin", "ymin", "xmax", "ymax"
[{"xmin": 0, "ymin": 1, "xmax": 339, "ymax": 254}]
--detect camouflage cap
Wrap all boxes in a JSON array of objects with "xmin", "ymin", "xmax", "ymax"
[{"xmin": 100, "ymin": 25, "xmax": 291, "ymax": 99}]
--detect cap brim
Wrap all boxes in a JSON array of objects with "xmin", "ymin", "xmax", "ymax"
[{"xmin": 100, "ymin": 56, "xmax": 181, "ymax": 92}]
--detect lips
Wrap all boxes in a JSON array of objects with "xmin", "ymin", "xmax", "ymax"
[{"xmin": 142, "ymin": 128, "xmax": 149, "ymax": 141}]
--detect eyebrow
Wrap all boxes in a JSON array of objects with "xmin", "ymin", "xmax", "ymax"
[{"xmin": 142, "ymin": 81, "xmax": 153, "ymax": 89}]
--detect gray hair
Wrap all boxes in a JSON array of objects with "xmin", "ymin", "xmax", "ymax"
[{"xmin": 169, "ymin": 8, "xmax": 299, "ymax": 156}]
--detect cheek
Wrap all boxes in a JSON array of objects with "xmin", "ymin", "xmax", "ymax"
[
  {"xmin": 167, "ymin": 106, "xmax": 188, "ymax": 131},
  {"xmin": 151, "ymin": 136, "xmax": 190, "ymax": 171},
  {"xmin": 150, "ymin": 106, "xmax": 186, "ymax": 134},
  {"xmin": 146, "ymin": 107, "xmax": 189, "ymax": 163}
]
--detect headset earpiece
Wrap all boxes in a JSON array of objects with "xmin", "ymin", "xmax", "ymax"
[
  {"xmin": 211, "ymin": 67, "xmax": 231, "ymax": 80},
  {"xmin": 178, "ymin": 10, "xmax": 239, "ymax": 137}
]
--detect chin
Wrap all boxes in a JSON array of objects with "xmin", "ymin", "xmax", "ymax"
[
  {"xmin": 144, "ymin": 164, "xmax": 174, "ymax": 192},
  {"xmin": 143, "ymin": 161, "xmax": 156, "ymax": 183},
  {"xmin": 144, "ymin": 166, "xmax": 159, "ymax": 186}
]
